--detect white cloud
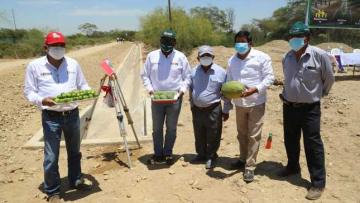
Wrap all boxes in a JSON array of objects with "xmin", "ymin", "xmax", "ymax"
[
  {"xmin": 17, "ymin": 0, "xmax": 61, "ymax": 5},
  {"xmin": 68, "ymin": 8, "xmax": 144, "ymax": 17}
]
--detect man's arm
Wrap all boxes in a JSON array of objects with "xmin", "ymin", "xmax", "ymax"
[
  {"xmin": 76, "ymin": 63, "xmax": 90, "ymax": 90},
  {"xmin": 23, "ymin": 64, "xmax": 45, "ymax": 107},
  {"xmin": 321, "ymin": 53, "xmax": 335, "ymax": 96},
  {"xmin": 140, "ymin": 55, "xmax": 154, "ymax": 94},
  {"xmin": 255, "ymin": 55, "xmax": 275, "ymax": 95},
  {"xmin": 179, "ymin": 57, "xmax": 192, "ymax": 94}
]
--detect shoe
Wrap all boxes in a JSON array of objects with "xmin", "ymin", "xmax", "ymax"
[
  {"xmin": 147, "ymin": 155, "xmax": 164, "ymax": 165},
  {"xmin": 306, "ymin": 187, "xmax": 324, "ymax": 200},
  {"xmin": 48, "ymin": 194, "xmax": 61, "ymax": 203},
  {"xmin": 243, "ymin": 169, "xmax": 254, "ymax": 183},
  {"xmin": 277, "ymin": 167, "xmax": 300, "ymax": 177},
  {"xmin": 71, "ymin": 178, "xmax": 92, "ymax": 191},
  {"xmin": 231, "ymin": 159, "xmax": 245, "ymax": 169},
  {"xmin": 190, "ymin": 155, "xmax": 206, "ymax": 163},
  {"xmin": 205, "ymin": 159, "xmax": 215, "ymax": 169},
  {"xmin": 165, "ymin": 155, "xmax": 175, "ymax": 165}
]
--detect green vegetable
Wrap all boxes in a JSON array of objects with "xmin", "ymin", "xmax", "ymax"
[{"xmin": 221, "ymin": 81, "xmax": 245, "ymax": 99}]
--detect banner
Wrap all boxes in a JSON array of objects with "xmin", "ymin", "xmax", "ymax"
[{"xmin": 307, "ymin": 0, "xmax": 360, "ymax": 29}]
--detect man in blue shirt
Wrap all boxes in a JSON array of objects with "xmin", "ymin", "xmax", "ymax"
[
  {"xmin": 279, "ymin": 22, "xmax": 334, "ymax": 200},
  {"xmin": 190, "ymin": 45, "xmax": 231, "ymax": 169}
]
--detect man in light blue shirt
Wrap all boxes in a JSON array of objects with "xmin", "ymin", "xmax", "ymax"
[{"xmin": 190, "ymin": 45, "xmax": 231, "ymax": 169}]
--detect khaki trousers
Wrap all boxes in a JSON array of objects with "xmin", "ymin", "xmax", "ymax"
[{"xmin": 235, "ymin": 103, "xmax": 265, "ymax": 170}]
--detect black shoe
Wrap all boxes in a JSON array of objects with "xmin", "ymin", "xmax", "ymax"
[
  {"xmin": 243, "ymin": 169, "xmax": 254, "ymax": 183},
  {"xmin": 277, "ymin": 167, "xmax": 300, "ymax": 177},
  {"xmin": 231, "ymin": 159, "xmax": 245, "ymax": 169},
  {"xmin": 147, "ymin": 155, "xmax": 164, "ymax": 165},
  {"xmin": 70, "ymin": 178, "xmax": 92, "ymax": 191},
  {"xmin": 190, "ymin": 155, "xmax": 206, "ymax": 163},
  {"xmin": 205, "ymin": 159, "xmax": 216, "ymax": 169},
  {"xmin": 48, "ymin": 194, "xmax": 61, "ymax": 203},
  {"xmin": 306, "ymin": 187, "xmax": 324, "ymax": 200},
  {"xmin": 165, "ymin": 155, "xmax": 175, "ymax": 165}
]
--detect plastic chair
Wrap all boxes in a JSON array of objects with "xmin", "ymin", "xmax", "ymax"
[{"xmin": 353, "ymin": 49, "xmax": 360, "ymax": 77}]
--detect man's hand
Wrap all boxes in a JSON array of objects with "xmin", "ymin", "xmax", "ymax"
[
  {"xmin": 178, "ymin": 91, "xmax": 184, "ymax": 97},
  {"xmin": 42, "ymin": 97, "xmax": 56, "ymax": 106},
  {"xmin": 241, "ymin": 87, "xmax": 258, "ymax": 98},
  {"xmin": 222, "ymin": 113, "xmax": 229, "ymax": 121},
  {"xmin": 149, "ymin": 91, "xmax": 154, "ymax": 96}
]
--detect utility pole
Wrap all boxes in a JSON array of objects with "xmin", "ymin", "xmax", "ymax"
[
  {"xmin": 11, "ymin": 9, "xmax": 17, "ymax": 30},
  {"xmin": 168, "ymin": 0, "xmax": 172, "ymax": 28}
]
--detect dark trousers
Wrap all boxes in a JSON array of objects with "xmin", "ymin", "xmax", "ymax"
[
  {"xmin": 283, "ymin": 102, "xmax": 326, "ymax": 188},
  {"xmin": 42, "ymin": 108, "xmax": 82, "ymax": 195},
  {"xmin": 191, "ymin": 103, "xmax": 222, "ymax": 160}
]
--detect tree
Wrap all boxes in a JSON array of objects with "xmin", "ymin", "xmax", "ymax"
[
  {"xmin": 190, "ymin": 6, "xmax": 234, "ymax": 33},
  {"xmin": 78, "ymin": 23, "xmax": 98, "ymax": 36}
]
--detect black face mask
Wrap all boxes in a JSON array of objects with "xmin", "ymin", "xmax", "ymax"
[{"xmin": 160, "ymin": 37, "xmax": 175, "ymax": 53}]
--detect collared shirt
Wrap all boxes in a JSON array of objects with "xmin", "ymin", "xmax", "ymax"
[
  {"xmin": 190, "ymin": 63, "xmax": 232, "ymax": 113},
  {"xmin": 282, "ymin": 45, "xmax": 335, "ymax": 103},
  {"xmin": 140, "ymin": 49, "xmax": 191, "ymax": 93},
  {"xmin": 24, "ymin": 56, "xmax": 90, "ymax": 112},
  {"xmin": 226, "ymin": 48, "xmax": 275, "ymax": 107}
]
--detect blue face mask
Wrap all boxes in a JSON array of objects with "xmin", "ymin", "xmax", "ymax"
[
  {"xmin": 289, "ymin": 37, "xmax": 305, "ymax": 51},
  {"xmin": 235, "ymin": 43, "xmax": 249, "ymax": 54}
]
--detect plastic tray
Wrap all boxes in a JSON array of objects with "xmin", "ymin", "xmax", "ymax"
[{"xmin": 151, "ymin": 91, "xmax": 179, "ymax": 104}]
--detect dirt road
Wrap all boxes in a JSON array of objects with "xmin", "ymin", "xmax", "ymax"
[{"xmin": 0, "ymin": 41, "xmax": 359, "ymax": 202}]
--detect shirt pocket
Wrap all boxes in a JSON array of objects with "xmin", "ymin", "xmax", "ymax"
[
  {"xmin": 208, "ymin": 77, "xmax": 221, "ymax": 91},
  {"xmin": 170, "ymin": 62, "xmax": 182, "ymax": 79},
  {"xmin": 302, "ymin": 66, "xmax": 320, "ymax": 88}
]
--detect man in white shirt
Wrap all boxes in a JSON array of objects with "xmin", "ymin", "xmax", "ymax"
[
  {"xmin": 24, "ymin": 32, "xmax": 91, "ymax": 202},
  {"xmin": 226, "ymin": 31, "xmax": 274, "ymax": 182},
  {"xmin": 141, "ymin": 29, "xmax": 191, "ymax": 165}
]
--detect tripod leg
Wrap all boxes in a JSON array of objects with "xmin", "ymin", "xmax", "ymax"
[{"xmin": 110, "ymin": 79, "xmax": 133, "ymax": 169}]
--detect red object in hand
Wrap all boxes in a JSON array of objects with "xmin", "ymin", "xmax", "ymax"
[{"xmin": 265, "ymin": 133, "xmax": 272, "ymax": 149}]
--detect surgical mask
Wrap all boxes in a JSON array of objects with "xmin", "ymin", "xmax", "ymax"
[
  {"xmin": 160, "ymin": 43, "xmax": 174, "ymax": 53},
  {"xmin": 48, "ymin": 47, "xmax": 65, "ymax": 60},
  {"xmin": 289, "ymin": 37, "xmax": 305, "ymax": 52},
  {"xmin": 235, "ymin": 43, "xmax": 249, "ymax": 54},
  {"xmin": 199, "ymin": 56, "xmax": 213, "ymax": 66}
]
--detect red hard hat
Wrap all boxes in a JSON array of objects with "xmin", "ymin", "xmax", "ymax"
[{"xmin": 45, "ymin": 32, "xmax": 65, "ymax": 45}]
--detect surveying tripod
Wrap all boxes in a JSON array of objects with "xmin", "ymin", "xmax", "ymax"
[{"xmin": 83, "ymin": 59, "xmax": 141, "ymax": 169}]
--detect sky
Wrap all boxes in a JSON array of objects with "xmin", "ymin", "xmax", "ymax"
[{"xmin": 0, "ymin": 0, "xmax": 288, "ymax": 35}]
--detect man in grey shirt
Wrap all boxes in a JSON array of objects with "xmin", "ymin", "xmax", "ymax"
[
  {"xmin": 279, "ymin": 22, "xmax": 334, "ymax": 200},
  {"xmin": 190, "ymin": 45, "xmax": 231, "ymax": 169}
]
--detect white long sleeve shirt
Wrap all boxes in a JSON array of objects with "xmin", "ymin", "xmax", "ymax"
[
  {"xmin": 140, "ymin": 49, "xmax": 191, "ymax": 93},
  {"xmin": 226, "ymin": 48, "xmax": 275, "ymax": 107},
  {"xmin": 24, "ymin": 56, "xmax": 90, "ymax": 111}
]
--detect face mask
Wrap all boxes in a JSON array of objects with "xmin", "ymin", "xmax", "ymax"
[
  {"xmin": 48, "ymin": 46, "xmax": 65, "ymax": 60},
  {"xmin": 289, "ymin": 37, "xmax": 305, "ymax": 52},
  {"xmin": 199, "ymin": 56, "xmax": 213, "ymax": 67},
  {"xmin": 235, "ymin": 43, "xmax": 249, "ymax": 55},
  {"xmin": 160, "ymin": 43, "xmax": 174, "ymax": 53}
]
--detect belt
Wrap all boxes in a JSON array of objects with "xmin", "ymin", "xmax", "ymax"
[
  {"xmin": 283, "ymin": 100, "xmax": 319, "ymax": 108},
  {"xmin": 194, "ymin": 102, "xmax": 221, "ymax": 111},
  {"xmin": 279, "ymin": 94, "xmax": 319, "ymax": 108},
  {"xmin": 43, "ymin": 108, "xmax": 78, "ymax": 116}
]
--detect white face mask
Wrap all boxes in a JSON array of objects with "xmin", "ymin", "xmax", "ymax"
[
  {"xmin": 48, "ymin": 46, "xmax": 65, "ymax": 60},
  {"xmin": 199, "ymin": 56, "xmax": 213, "ymax": 66}
]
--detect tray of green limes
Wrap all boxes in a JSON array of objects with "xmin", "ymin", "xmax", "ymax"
[
  {"xmin": 151, "ymin": 91, "xmax": 179, "ymax": 104},
  {"xmin": 54, "ymin": 89, "xmax": 98, "ymax": 104}
]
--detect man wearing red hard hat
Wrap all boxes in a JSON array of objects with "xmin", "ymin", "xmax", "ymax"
[{"xmin": 24, "ymin": 32, "xmax": 92, "ymax": 202}]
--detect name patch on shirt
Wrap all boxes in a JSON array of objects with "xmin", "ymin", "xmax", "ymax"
[{"xmin": 40, "ymin": 72, "xmax": 52, "ymax": 76}]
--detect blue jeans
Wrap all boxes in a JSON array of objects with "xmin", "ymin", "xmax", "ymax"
[
  {"xmin": 151, "ymin": 98, "xmax": 182, "ymax": 156},
  {"xmin": 42, "ymin": 108, "xmax": 82, "ymax": 196}
]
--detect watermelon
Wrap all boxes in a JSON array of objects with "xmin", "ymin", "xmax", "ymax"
[{"xmin": 221, "ymin": 81, "xmax": 245, "ymax": 99}]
